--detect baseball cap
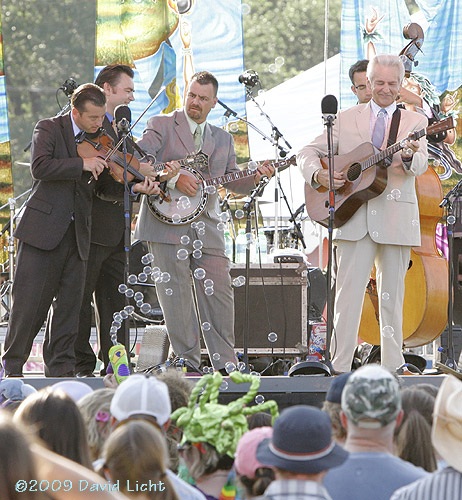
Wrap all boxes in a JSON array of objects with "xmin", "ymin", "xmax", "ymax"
[
  {"xmin": 341, "ymin": 365, "xmax": 401, "ymax": 428},
  {"xmin": 325, "ymin": 372, "xmax": 352, "ymax": 403},
  {"xmin": 234, "ymin": 426, "xmax": 273, "ymax": 478},
  {"xmin": 110, "ymin": 374, "xmax": 171, "ymax": 426}
]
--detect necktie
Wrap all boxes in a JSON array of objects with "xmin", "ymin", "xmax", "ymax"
[
  {"xmin": 193, "ymin": 124, "xmax": 202, "ymax": 151},
  {"xmin": 372, "ymin": 108, "xmax": 386, "ymax": 149}
]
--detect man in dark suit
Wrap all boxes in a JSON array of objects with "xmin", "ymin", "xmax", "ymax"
[{"xmin": 2, "ymin": 83, "xmax": 158, "ymax": 377}]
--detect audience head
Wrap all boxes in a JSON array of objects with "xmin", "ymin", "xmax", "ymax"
[
  {"xmin": 0, "ymin": 379, "xmax": 37, "ymax": 412},
  {"xmin": 432, "ymin": 375, "xmax": 462, "ymax": 472},
  {"xmin": 256, "ymin": 405, "xmax": 348, "ymax": 478},
  {"xmin": 14, "ymin": 387, "xmax": 91, "ymax": 467},
  {"xmin": 395, "ymin": 387, "xmax": 436, "ymax": 472},
  {"xmin": 0, "ymin": 413, "xmax": 47, "ymax": 500},
  {"xmin": 102, "ymin": 420, "xmax": 179, "ymax": 500},
  {"xmin": 341, "ymin": 364, "xmax": 402, "ymax": 432},
  {"xmin": 78, "ymin": 388, "xmax": 115, "ymax": 461},
  {"xmin": 323, "ymin": 372, "xmax": 352, "ymax": 443},
  {"xmin": 52, "ymin": 380, "xmax": 93, "ymax": 403},
  {"xmin": 247, "ymin": 411, "xmax": 273, "ymax": 430},
  {"xmin": 110, "ymin": 374, "xmax": 171, "ymax": 429},
  {"xmin": 235, "ymin": 427, "xmax": 275, "ymax": 497}
]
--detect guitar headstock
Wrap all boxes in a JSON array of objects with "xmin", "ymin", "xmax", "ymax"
[{"xmin": 427, "ymin": 116, "xmax": 455, "ymax": 136}]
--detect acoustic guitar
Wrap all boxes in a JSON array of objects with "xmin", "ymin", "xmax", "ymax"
[{"xmin": 304, "ymin": 117, "xmax": 454, "ymax": 228}]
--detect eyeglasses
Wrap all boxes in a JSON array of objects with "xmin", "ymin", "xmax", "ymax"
[{"xmin": 354, "ymin": 85, "xmax": 367, "ymax": 91}]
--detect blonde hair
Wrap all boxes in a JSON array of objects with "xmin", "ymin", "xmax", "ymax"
[
  {"xmin": 103, "ymin": 420, "xmax": 179, "ymax": 500},
  {"xmin": 77, "ymin": 388, "xmax": 115, "ymax": 461}
]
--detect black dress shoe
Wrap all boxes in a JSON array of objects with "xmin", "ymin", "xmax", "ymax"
[
  {"xmin": 76, "ymin": 371, "xmax": 96, "ymax": 378},
  {"xmin": 5, "ymin": 372, "xmax": 23, "ymax": 378}
]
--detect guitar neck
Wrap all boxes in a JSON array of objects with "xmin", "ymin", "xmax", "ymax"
[
  {"xmin": 153, "ymin": 156, "xmax": 198, "ymax": 172},
  {"xmin": 362, "ymin": 128, "xmax": 426, "ymax": 170}
]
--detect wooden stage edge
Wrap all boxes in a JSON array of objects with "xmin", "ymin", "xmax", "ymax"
[{"xmin": 17, "ymin": 373, "xmax": 446, "ymax": 410}]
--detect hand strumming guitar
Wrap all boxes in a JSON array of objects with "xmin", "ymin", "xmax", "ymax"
[
  {"xmin": 316, "ymin": 168, "xmax": 345, "ymax": 189},
  {"xmin": 176, "ymin": 173, "xmax": 199, "ymax": 197}
]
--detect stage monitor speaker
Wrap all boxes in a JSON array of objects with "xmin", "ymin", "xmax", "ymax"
[{"xmin": 229, "ymin": 264, "xmax": 326, "ymax": 353}]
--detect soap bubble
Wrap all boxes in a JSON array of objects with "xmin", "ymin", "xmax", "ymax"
[
  {"xmin": 113, "ymin": 312, "xmax": 122, "ymax": 322},
  {"xmin": 192, "ymin": 249, "xmax": 202, "ymax": 259},
  {"xmin": 268, "ymin": 332, "xmax": 278, "ymax": 343},
  {"xmin": 197, "ymin": 229, "xmax": 205, "ymax": 236},
  {"xmin": 381, "ymin": 292, "xmax": 390, "ymax": 301},
  {"xmin": 161, "ymin": 272, "xmax": 171, "ymax": 283},
  {"xmin": 118, "ymin": 284, "xmax": 127, "ymax": 294},
  {"xmin": 212, "ymin": 352, "xmax": 221, "ymax": 361},
  {"xmin": 177, "ymin": 248, "xmax": 189, "ymax": 260},
  {"xmin": 382, "ymin": 325, "xmax": 395, "ymax": 338},
  {"xmin": 268, "ymin": 63, "xmax": 277, "ymax": 73},
  {"xmin": 229, "ymin": 122, "xmax": 239, "ymax": 133},
  {"xmin": 205, "ymin": 185, "xmax": 217, "ymax": 195},
  {"xmin": 237, "ymin": 361, "xmax": 246, "ymax": 372},
  {"xmin": 165, "ymin": 288, "xmax": 173, "ymax": 296},
  {"xmin": 120, "ymin": 310, "xmax": 129, "ymax": 319},
  {"xmin": 255, "ymin": 394, "xmax": 265, "ymax": 404},
  {"xmin": 138, "ymin": 272, "xmax": 148, "ymax": 283},
  {"xmin": 202, "ymin": 322, "xmax": 211, "ymax": 331},
  {"xmin": 247, "ymin": 160, "xmax": 258, "ymax": 172},
  {"xmin": 194, "ymin": 268, "xmax": 206, "ymax": 280},
  {"xmin": 140, "ymin": 303, "xmax": 151, "ymax": 314},
  {"xmin": 193, "ymin": 239, "xmax": 203, "ymax": 250},
  {"xmin": 235, "ymin": 209, "xmax": 245, "ymax": 219},
  {"xmin": 225, "ymin": 361, "xmax": 236, "ymax": 373},
  {"xmin": 180, "ymin": 235, "xmax": 190, "ymax": 245},
  {"xmin": 134, "ymin": 292, "xmax": 144, "ymax": 302},
  {"xmin": 204, "ymin": 279, "xmax": 214, "ymax": 288},
  {"xmin": 219, "ymin": 380, "xmax": 229, "ymax": 391},
  {"xmin": 241, "ymin": 3, "xmax": 251, "ymax": 15},
  {"xmin": 391, "ymin": 188, "xmax": 401, "ymax": 200},
  {"xmin": 204, "ymin": 287, "xmax": 214, "ymax": 296},
  {"xmin": 125, "ymin": 288, "xmax": 134, "ymax": 298},
  {"xmin": 124, "ymin": 305, "xmax": 134, "ymax": 315},
  {"xmin": 143, "ymin": 266, "xmax": 152, "ymax": 274},
  {"xmin": 127, "ymin": 274, "xmax": 137, "ymax": 285},
  {"xmin": 220, "ymin": 212, "xmax": 230, "ymax": 223},
  {"xmin": 275, "ymin": 56, "xmax": 285, "ymax": 67},
  {"xmin": 172, "ymin": 213, "xmax": 181, "ymax": 224},
  {"xmin": 217, "ymin": 222, "xmax": 226, "ymax": 231},
  {"xmin": 196, "ymin": 221, "xmax": 205, "ymax": 230}
]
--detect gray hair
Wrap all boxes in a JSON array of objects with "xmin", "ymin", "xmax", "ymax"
[{"xmin": 367, "ymin": 54, "xmax": 405, "ymax": 84}]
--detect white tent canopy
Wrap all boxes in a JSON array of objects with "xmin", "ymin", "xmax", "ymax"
[{"xmin": 245, "ymin": 54, "xmax": 340, "ymax": 220}]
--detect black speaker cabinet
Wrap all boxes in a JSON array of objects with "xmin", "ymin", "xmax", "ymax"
[
  {"xmin": 452, "ymin": 237, "xmax": 462, "ymax": 326},
  {"xmin": 229, "ymin": 264, "xmax": 326, "ymax": 353}
]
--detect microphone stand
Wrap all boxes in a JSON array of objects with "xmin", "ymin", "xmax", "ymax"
[
  {"xmin": 242, "ymin": 176, "xmax": 271, "ymax": 371},
  {"xmin": 323, "ymin": 111, "xmax": 336, "ymax": 375},
  {"xmin": 439, "ymin": 180, "xmax": 462, "ymax": 369},
  {"xmin": 279, "ymin": 181, "xmax": 306, "ymax": 250},
  {"xmin": 243, "ymin": 89, "xmax": 292, "ymax": 251}
]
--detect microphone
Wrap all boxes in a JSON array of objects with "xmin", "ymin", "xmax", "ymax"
[
  {"xmin": 114, "ymin": 104, "xmax": 131, "ymax": 135},
  {"xmin": 290, "ymin": 203, "xmax": 305, "ymax": 222},
  {"xmin": 59, "ymin": 78, "xmax": 78, "ymax": 97},
  {"xmin": 238, "ymin": 69, "xmax": 260, "ymax": 87},
  {"xmin": 321, "ymin": 94, "xmax": 338, "ymax": 125}
]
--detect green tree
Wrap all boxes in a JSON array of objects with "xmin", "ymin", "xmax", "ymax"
[
  {"xmin": 243, "ymin": 0, "xmax": 341, "ymax": 91},
  {"xmin": 0, "ymin": 0, "xmax": 96, "ymax": 196}
]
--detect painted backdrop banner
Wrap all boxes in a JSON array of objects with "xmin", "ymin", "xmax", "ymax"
[{"xmin": 95, "ymin": 0, "xmax": 245, "ymax": 138}]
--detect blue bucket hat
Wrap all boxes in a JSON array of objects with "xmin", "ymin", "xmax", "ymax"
[{"xmin": 256, "ymin": 405, "xmax": 348, "ymax": 474}]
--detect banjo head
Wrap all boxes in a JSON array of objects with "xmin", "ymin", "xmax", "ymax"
[{"xmin": 147, "ymin": 166, "xmax": 209, "ymax": 225}]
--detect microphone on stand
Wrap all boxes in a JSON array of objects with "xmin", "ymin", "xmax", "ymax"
[
  {"xmin": 238, "ymin": 69, "xmax": 260, "ymax": 87},
  {"xmin": 114, "ymin": 104, "xmax": 132, "ymax": 137},
  {"xmin": 321, "ymin": 94, "xmax": 338, "ymax": 126},
  {"xmin": 289, "ymin": 203, "xmax": 305, "ymax": 222}
]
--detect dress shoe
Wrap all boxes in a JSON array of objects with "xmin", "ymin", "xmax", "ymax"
[
  {"xmin": 76, "ymin": 371, "xmax": 96, "ymax": 378},
  {"xmin": 5, "ymin": 372, "xmax": 23, "ymax": 378}
]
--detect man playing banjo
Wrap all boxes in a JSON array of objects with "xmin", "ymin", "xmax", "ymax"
[{"xmin": 134, "ymin": 71, "xmax": 274, "ymax": 372}]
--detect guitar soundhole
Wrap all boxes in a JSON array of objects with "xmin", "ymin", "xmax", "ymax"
[{"xmin": 347, "ymin": 163, "xmax": 361, "ymax": 182}]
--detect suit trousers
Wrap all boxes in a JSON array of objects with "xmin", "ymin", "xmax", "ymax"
[
  {"xmin": 3, "ymin": 222, "xmax": 85, "ymax": 376},
  {"xmin": 75, "ymin": 240, "xmax": 126, "ymax": 373},
  {"xmin": 149, "ymin": 241, "xmax": 236, "ymax": 370},
  {"xmin": 332, "ymin": 233, "xmax": 409, "ymax": 372}
]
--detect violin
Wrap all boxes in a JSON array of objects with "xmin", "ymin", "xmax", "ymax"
[{"xmin": 76, "ymin": 129, "xmax": 146, "ymax": 184}]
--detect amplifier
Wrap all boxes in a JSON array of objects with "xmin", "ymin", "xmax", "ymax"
[{"xmin": 229, "ymin": 264, "xmax": 326, "ymax": 353}]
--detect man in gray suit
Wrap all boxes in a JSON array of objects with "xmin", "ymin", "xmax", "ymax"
[
  {"xmin": 135, "ymin": 71, "xmax": 273, "ymax": 371},
  {"xmin": 298, "ymin": 55, "xmax": 428, "ymax": 373}
]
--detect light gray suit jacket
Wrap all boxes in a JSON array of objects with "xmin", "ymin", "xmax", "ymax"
[
  {"xmin": 134, "ymin": 109, "xmax": 256, "ymax": 250},
  {"xmin": 297, "ymin": 102, "xmax": 428, "ymax": 246}
]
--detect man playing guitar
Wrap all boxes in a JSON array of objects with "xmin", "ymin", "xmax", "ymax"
[{"xmin": 298, "ymin": 54, "xmax": 428, "ymax": 373}]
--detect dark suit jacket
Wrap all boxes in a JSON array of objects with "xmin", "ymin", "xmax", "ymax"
[
  {"xmin": 90, "ymin": 116, "xmax": 125, "ymax": 247},
  {"xmin": 15, "ymin": 113, "xmax": 127, "ymax": 259}
]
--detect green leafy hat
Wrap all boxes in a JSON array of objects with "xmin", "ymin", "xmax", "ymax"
[{"xmin": 341, "ymin": 365, "xmax": 401, "ymax": 429}]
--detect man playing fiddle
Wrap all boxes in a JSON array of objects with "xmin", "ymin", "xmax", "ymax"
[{"xmin": 2, "ymin": 83, "xmax": 158, "ymax": 378}]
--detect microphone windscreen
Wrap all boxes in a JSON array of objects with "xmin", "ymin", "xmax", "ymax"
[
  {"xmin": 114, "ymin": 104, "xmax": 132, "ymax": 124},
  {"xmin": 321, "ymin": 94, "xmax": 338, "ymax": 115}
]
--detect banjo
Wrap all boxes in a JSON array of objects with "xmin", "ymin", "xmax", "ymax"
[{"xmin": 147, "ymin": 154, "xmax": 296, "ymax": 225}]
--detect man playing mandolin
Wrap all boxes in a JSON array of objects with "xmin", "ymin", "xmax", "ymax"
[
  {"xmin": 134, "ymin": 71, "xmax": 274, "ymax": 373},
  {"xmin": 298, "ymin": 54, "xmax": 428, "ymax": 374}
]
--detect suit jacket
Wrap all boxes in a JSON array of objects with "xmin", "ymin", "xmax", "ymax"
[
  {"xmin": 14, "ymin": 113, "xmax": 94, "ymax": 260},
  {"xmin": 134, "ymin": 109, "xmax": 256, "ymax": 250},
  {"xmin": 297, "ymin": 102, "xmax": 428, "ymax": 246},
  {"xmin": 90, "ymin": 116, "xmax": 125, "ymax": 247}
]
